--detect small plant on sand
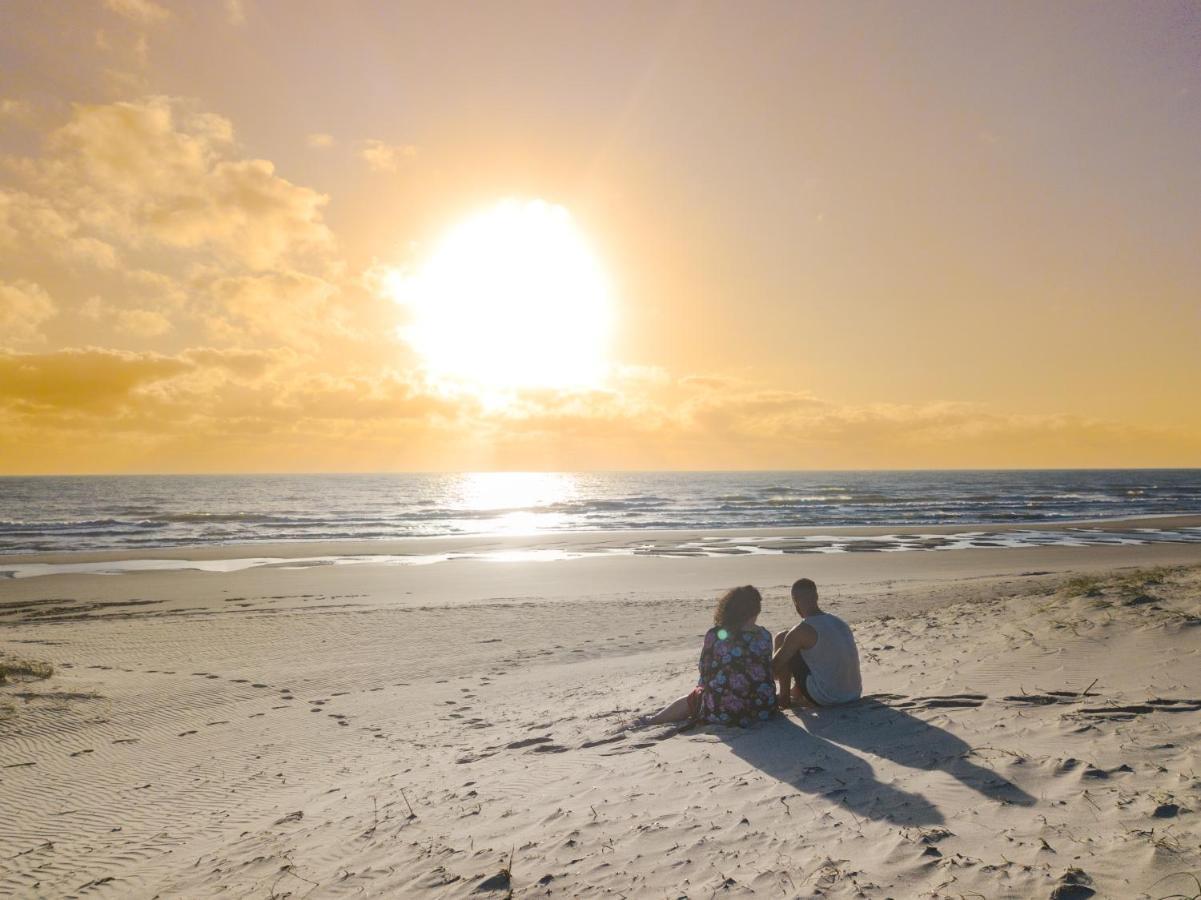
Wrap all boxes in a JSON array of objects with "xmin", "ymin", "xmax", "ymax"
[
  {"xmin": 1062, "ymin": 567, "xmax": 1175, "ymax": 600},
  {"xmin": 0, "ymin": 656, "xmax": 54, "ymax": 685},
  {"xmin": 1062, "ymin": 574, "xmax": 1105, "ymax": 597}
]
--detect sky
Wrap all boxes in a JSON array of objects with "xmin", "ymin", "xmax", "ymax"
[{"xmin": 1, "ymin": 0, "xmax": 1199, "ymax": 473}]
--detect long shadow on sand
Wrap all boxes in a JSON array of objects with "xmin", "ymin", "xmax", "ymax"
[
  {"xmin": 722, "ymin": 714, "xmax": 945, "ymax": 827},
  {"xmin": 722, "ymin": 700, "xmax": 1034, "ymax": 827},
  {"xmin": 800, "ymin": 698, "xmax": 1035, "ymax": 809}
]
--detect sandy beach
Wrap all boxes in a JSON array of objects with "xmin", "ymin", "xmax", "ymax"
[{"xmin": 3, "ymin": 522, "xmax": 1201, "ymax": 898}]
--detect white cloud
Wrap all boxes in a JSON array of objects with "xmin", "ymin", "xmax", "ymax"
[
  {"xmin": 224, "ymin": 0, "xmax": 247, "ymax": 26},
  {"xmin": 16, "ymin": 96, "xmax": 332, "ymax": 270},
  {"xmin": 0, "ymin": 280, "xmax": 56, "ymax": 346},
  {"xmin": 360, "ymin": 139, "xmax": 417, "ymax": 173},
  {"xmin": 103, "ymin": 0, "xmax": 170, "ymax": 25},
  {"xmin": 0, "ymin": 99, "xmax": 32, "ymax": 120},
  {"xmin": 0, "ymin": 189, "xmax": 120, "ymax": 268},
  {"xmin": 82, "ymin": 296, "xmax": 172, "ymax": 337}
]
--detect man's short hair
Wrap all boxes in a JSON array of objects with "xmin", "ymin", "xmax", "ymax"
[{"xmin": 791, "ymin": 578, "xmax": 817, "ymax": 600}]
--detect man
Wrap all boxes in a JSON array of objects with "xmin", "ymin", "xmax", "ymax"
[{"xmin": 772, "ymin": 578, "xmax": 862, "ymax": 708}]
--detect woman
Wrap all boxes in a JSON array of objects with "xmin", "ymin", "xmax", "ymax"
[{"xmin": 640, "ymin": 585, "xmax": 777, "ymax": 728}]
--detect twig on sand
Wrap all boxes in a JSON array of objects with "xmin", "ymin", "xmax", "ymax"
[
  {"xmin": 362, "ymin": 796, "xmax": 379, "ymax": 838},
  {"xmin": 270, "ymin": 855, "xmax": 320, "ymax": 899},
  {"xmin": 1079, "ymin": 678, "xmax": 1099, "ymax": 698},
  {"xmin": 1148, "ymin": 870, "xmax": 1201, "ymax": 900},
  {"xmin": 965, "ymin": 745, "xmax": 1026, "ymax": 760},
  {"xmin": 401, "ymin": 788, "xmax": 417, "ymax": 820}
]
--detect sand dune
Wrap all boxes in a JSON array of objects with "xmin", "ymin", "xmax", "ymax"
[{"xmin": 2, "ymin": 537, "xmax": 1200, "ymax": 897}]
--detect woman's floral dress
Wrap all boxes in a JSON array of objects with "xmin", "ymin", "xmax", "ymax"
[{"xmin": 695, "ymin": 625, "xmax": 777, "ymax": 727}]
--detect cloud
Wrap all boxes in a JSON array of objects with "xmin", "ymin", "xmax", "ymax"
[
  {"xmin": 0, "ymin": 99, "xmax": 32, "ymax": 120},
  {"xmin": 82, "ymin": 296, "xmax": 172, "ymax": 337},
  {"xmin": 0, "ymin": 281, "xmax": 56, "ymax": 346},
  {"xmin": 12, "ymin": 96, "xmax": 333, "ymax": 270},
  {"xmin": 306, "ymin": 132, "xmax": 335, "ymax": 149},
  {"xmin": 2, "ymin": 345, "xmax": 1198, "ymax": 472},
  {"xmin": 224, "ymin": 0, "xmax": 246, "ymax": 26},
  {"xmin": 204, "ymin": 269, "xmax": 359, "ymax": 349},
  {"xmin": 360, "ymin": 139, "xmax": 417, "ymax": 173},
  {"xmin": 0, "ymin": 189, "xmax": 120, "ymax": 268},
  {"xmin": 103, "ymin": 0, "xmax": 170, "ymax": 25},
  {"xmin": 0, "ymin": 347, "xmax": 189, "ymax": 411}
]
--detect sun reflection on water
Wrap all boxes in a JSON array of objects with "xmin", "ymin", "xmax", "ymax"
[{"xmin": 451, "ymin": 472, "xmax": 577, "ymax": 533}]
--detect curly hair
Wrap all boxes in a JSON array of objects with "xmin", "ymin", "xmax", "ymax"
[{"xmin": 713, "ymin": 585, "xmax": 762, "ymax": 630}]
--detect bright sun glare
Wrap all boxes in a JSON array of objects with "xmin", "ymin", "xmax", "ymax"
[{"xmin": 387, "ymin": 199, "xmax": 614, "ymax": 393}]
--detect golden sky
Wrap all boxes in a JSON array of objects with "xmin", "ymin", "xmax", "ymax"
[{"xmin": 1, "ymin": 1, "xmax": 1199, "ymax": 473}]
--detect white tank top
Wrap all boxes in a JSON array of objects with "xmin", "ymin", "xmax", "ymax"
[{"xmin": 800, "ymin": 612, "xmax": 862, "ymax": 705}]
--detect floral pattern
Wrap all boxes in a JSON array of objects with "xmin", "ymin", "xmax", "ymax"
[{"xmin": 695, "ymin": 625, "xmax": 777, "ymax": 727}]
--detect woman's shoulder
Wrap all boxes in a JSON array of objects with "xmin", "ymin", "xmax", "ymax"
[{"xmin": 743, "ymin": 625, "xmax": 773, "ymax": 650}]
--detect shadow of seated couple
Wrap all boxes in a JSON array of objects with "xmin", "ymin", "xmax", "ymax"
[{"xmin": 721, "ymin": 697, "xmax": 1035, "ymax": 827}]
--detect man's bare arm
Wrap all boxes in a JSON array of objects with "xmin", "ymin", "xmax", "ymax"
[{"xmin": 771, "ymin": 622, "xmax": 818, "ymax": 678}]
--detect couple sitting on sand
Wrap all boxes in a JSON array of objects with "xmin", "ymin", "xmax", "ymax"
[{"xmin": 640, "ymin": 579, "xmax": 862, "ymax": 728}]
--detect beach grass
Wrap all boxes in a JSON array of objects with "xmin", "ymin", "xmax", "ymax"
[{"xmin": 0, "ymin": 656, "xmax": 54, "ymax": 685}]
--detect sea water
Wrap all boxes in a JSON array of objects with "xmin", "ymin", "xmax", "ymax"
[{"xmin": 1, "ymin": 470, "xmax": 1199, "ymax": 554}]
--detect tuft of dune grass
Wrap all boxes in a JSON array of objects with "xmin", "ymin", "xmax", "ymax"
[
  {"xmin": 0, "ymin": 657, "xmax": 54, "ymax": 685},
  {"xmin": 1062, "ymin": 566, "xmax": 1174, "ymax": 597}
]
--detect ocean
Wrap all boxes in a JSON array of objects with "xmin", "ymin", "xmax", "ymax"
[{"xmin": 1, "ymin": 470, "xmax": 1199, "ymax": 555}]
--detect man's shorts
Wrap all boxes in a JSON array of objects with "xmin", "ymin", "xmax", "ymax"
[{"xmin": 789, "ymin": 653, "xmax": 821, "ymax": 707}]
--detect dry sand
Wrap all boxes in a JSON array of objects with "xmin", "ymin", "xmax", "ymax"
[{"xmin": 2, "ymin": 527, "xmax": 1200, "ymax": 898}]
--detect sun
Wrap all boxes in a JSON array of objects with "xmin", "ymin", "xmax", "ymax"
[{"xmin": 387, "ymin": 199, "xmax": 614, "ymax": 393}]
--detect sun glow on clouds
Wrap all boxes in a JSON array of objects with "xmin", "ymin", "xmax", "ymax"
[{"xmin": 386, "ymin": 199, "xmax": 614, "ymax": 395}]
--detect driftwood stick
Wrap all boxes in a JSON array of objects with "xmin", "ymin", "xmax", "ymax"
[{"xmin": 400, "ymin": 788, "xmax": 417, "ymax": 819}]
